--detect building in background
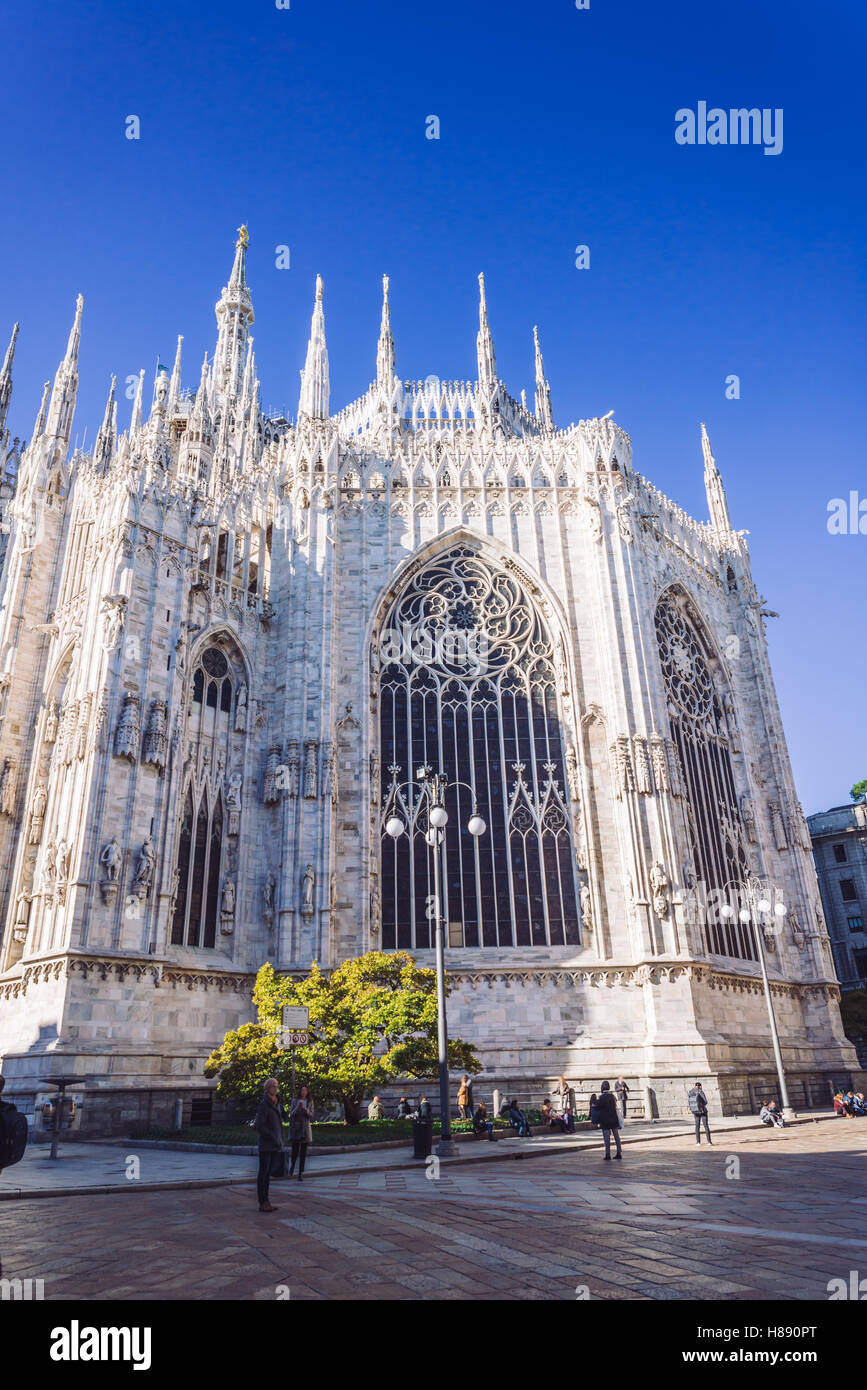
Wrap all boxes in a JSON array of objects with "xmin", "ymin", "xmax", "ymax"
[
  {"xmin": 0, "ymin": 229, "xmax": 861, "ymax": 1133},
  {"xmin": 808, "ymin": 802, "xmax": 867, "ymax": 992}
]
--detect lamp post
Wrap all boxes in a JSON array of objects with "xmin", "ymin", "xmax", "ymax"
[
  {"xmin": 385, "ymin": 764, "xmax": 486, "ymax": 1158},
  {"xmin": 720, "ymin": 876, "xmax": 795, "ymax": 1120}
]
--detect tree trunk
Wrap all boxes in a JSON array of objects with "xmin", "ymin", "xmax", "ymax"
[{"xmin": 342, "ymin": 1095, "xmax": 362, "ymax": 1125}]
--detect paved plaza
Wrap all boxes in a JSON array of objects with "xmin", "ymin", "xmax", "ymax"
[{"xmin": 1, "ymin": 1119, "xmax": 864, "ymax": 1300}]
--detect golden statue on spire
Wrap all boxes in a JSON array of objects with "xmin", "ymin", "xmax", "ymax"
[{"xmin": 237, "ymin": 224, "xmax": 249, "ymax": 249}]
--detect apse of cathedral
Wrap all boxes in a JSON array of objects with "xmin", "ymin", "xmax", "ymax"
[{"xmin": 0, "ymin": 228, "xmax": 857, "ymax": 1131}]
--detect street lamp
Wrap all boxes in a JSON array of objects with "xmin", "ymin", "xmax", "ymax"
[
  {"xmin": 384, "ymin": 764, "xmax": 486, "ymax": 1158},
  {"xmin": 720, "ymin": 876, "xmax": 794, "ymax": 1120}
]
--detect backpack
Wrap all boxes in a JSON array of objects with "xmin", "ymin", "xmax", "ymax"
[{"xmin": 0, "ymin": 1100, "xmax": 28, "ymax": 1168}]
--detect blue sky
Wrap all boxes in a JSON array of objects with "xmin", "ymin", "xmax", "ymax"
[{"xmin": 1, "ymin": 0, "xmax": 864, "ymax": 813}]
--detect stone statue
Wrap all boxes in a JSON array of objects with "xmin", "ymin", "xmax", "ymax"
[
  {"xmin": 579, "ymin": 881, "xmax": 593, "ymax": 932},
  {"xmin": 0, "ymin": 759, "xmax": 15, "ymax": 816},
  {"xmin": 133, "ymin": 834, "xmax": 156, "ymax": 896},
  {"xmin": 741, "ymin": 795, "xmax": 757, "ymax": 843},
  {"xmin": 45, "ymin": 699, "xmax": 59, "ymax": 743},
  {"xmin": 43, "ymin": 840, "xmax": 57, "ymax": 887},
  {"xmin": 369, "ymin": 752, "xmax": 380, "ymax": 805},
  {"xmin": 650, "ymin": 862, "xmax": 669, "ymax": 918},
  {"xmin": 12, "ymin": 893, "xmax": 30, "ymax": 943},
  {"xmin": 220, "ymin": 877, "xmax": 236, "ymax": 934},
  {"xmin": 28, "ymin": 781, "xmax": 47, "ymax": 844},
  {"xmin": 301, "ymin": 863, "xmax": 315, "ymax": 913},
  {"xmin": 101, "ymin": 596, "xmax": 125, "ymax": 651},
  {"xmin": 56, "ymin": 838, "xmax": 70, "ymax": 882},
  {"xmin": 235, "ymin": 683, "xmax": 248, "ymax": 732},
  {"xmin": 100, "ymin": 837, "xmax": 122, "ymax": 882},
  {"xmin": 226, "ymin": 771, "xmax": 242, "ymax": 836},
  {"xmin": 263, "ymin": 872, "xmax": 276, "ymax": 925},
  {"xmin": 303, "ymin": 742, "xmax": 318, "ymax": 799}
]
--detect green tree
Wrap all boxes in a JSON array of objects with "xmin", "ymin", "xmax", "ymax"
[
  {"xmin": 204, "ymin": 951, "xmax": 481, "ymax": 1123},
  {"xmin": 851, "ymin": 780, "xmax": 867, "ymax": 804}
]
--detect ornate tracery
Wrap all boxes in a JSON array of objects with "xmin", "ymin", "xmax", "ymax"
[
  {"xmin": 377, "ymin": 546, "xmax": 582, "ymax": 949},
  {"xmin": 170, "ymin": 639, "xmax": 246, "ymax": 948},
  {"xmin": 655, "ymin": 594, "xmax": 755, "ymax": 960}
]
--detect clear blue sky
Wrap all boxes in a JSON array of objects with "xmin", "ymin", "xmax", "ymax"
[{"xmin": 1, "ymin": 0, "xmax": 864, "ymax": 814}]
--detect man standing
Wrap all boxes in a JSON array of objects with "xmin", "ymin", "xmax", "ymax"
[
  {"xmin": 590, "ymin": 1081, "xmax": 622, "ymax": 1160},
  {"xmin": 614, "ymin": 1076, "xmax": 629, "ymax": 1122},
  {"xmin": 254, "ymin": 1076, "xmax": 284, "ymax": 1212},
  {"xmin": 688, "ymin": 1080, "xmax": 712, "ymax": 1145}
]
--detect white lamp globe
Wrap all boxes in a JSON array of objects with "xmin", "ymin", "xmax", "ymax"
[
  {"xmin": 757, "ymin": 898, "xmax": 771, "ymax": 914},
  {"xmin": 424, "ymin": 828, "xmax": 438, "ymax": 846},
  {"xmin": 429, "ymin": 805, "xmax": 449, "ymax": 828},
  {"xmin": 739, "ymin": 908, "xmax": 751, "ymax": 923},
  {"xmin": 720, "ymin": 904, "xmax": 734, "ymax": 918},
  {"xmin": 467, "ymin": 814, "xmax": 487, "ymax": 837},
  {"xmin": 385, "ymin": 816, "xmax": 405, "ymax": 839},
  {"xmin": 774, "ymin": 901, "xmax": 787, "ymax": 916}
]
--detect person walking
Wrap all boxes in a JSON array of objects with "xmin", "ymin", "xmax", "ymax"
[
  {"xmin": 457, "ymin": 1074, "xmax": 471, "ymax": 1120},
  {"xmin": 253, "ymin": 1076, "xmax": 285, "ymax": 1212},
  {"xmin": 688, "ymin": 1080, "xmax": 712, "ymax": 1145},
  {"xmin": 288, "ymin": 1085, "xmax": 314, "ymax": 1181},
  {"xmin": 367, "ymin": 1095, "xmax": 384, "ymax": 1120},
  {"xmin": 614, "ymin": 1076, "xmax": 629, "ymax": 1122},
  {"xmin": 590, "ymin": 1081, "xmax": 622, "ymax": 1160}
]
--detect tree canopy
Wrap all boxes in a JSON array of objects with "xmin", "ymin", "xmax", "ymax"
[
  {"xmin": 850, "ymin": 779, "xmax": 867, "ymax": 805},
  {"xmin": 204, "ymin": 951, "xmax": 481, "ymax": 1122}
]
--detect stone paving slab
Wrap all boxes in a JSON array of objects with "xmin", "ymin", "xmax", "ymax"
[
  {"xmin": 1, "ymin": 1120, "xmax": 862, "ymax": 1301},
  {"xmin": 0, "ymin": 1113, "xmax": 831, "ymax": 1199}
]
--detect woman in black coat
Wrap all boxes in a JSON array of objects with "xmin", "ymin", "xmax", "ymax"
[{"xmin": 590, "ymin": 1081, "xmax": 622, "ymax": 1160}]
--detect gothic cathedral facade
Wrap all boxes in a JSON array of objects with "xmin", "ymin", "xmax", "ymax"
[{"xmin": 0, "ymin": 230, "xmax": 859, "ymax": 1131}]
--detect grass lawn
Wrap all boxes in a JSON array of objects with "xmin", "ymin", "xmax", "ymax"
[{"xmin": 133, "ymin": 1118, "xmax": 512, "ymax": 1146}]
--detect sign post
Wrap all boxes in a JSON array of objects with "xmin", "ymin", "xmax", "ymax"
[{"xmin": 280, "ymin": 1007, "xmax": 309, "ymax": 1100}]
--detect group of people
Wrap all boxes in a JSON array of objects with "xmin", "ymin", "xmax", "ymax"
[
  {"xmin": 759, "ymin": 1099, "xmax": 786, "ymax": 1128},
  {"xmin": 253, "ymin": 1078, "xmax": 314, "ymax": 1213},
  {"xmin": 834, "ymin": 1090, "xmax": 867, "ymax": 1117}
]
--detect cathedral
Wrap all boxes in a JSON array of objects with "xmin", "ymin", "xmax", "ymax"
[{"xmin": 0, "ymin": 228, "xmax": 860, "ymax": 1133}]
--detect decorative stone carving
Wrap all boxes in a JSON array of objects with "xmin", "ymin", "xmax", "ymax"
[
  {"xmin": 101, "ymin": 594, "xmax": 127, "ymax": 651},
  {"xmin": 769, "ymin": 801, "xmax": 788, "ymax": 851},
  {"xmin": 665, "ymin": 738, "xmax": 686, "ymax": 797},
  {"xmin": 62, "ymin": 699, "xmax": 78, "ymax": 766},
  {"xmin": 616, "ymin": 499, "xmax": 634, "ymax": 544},
  {"xmin": 303, "ymin": 740, "xmax": 318, "ymax": 798},
  {"xmin": 12, "ymin": 893, "xmax": 30, "ymax": 944},
  {"xmin": 115, "ymin": 693, "xmax": 140, "ymax": 761},
  {"xmin": 220, "ymin": 877, "xmax": 235, "ymax": 934},
  {"xmin": 142, "ymin": 699, "xmax": 167, "ymax": 770},
  {"xmin": 55, "ymin": 838, "xmax": 70, "ymax": 903},
  {"xmin": 579, "ymin": 881, "xmax": 593, "ymax": 933},
  {"xmin": 633, "ymin": 737, "xmax": 652, "ymax": 794},
  {"xmin": 263, "ymin": 745, "xmax": 281, "ymax": 804},
  {"xmin": 649, "ymin": 735, "xmax": 669, "ymax": 792},
  {"xmin": 75, "ymin": 693, "xmax": 92, "ymax": 760},
  {"xmin": 320, "ymin": 741, "xmax": 336, "ymax": 803},
  {"xmin": 285, "ymin": 740, "xmax": 300, "ymax": 797},
  {"xmin": 301, "ymin": 862, "xmax": 315, "ymax": 914},
  {"xmin": 722, "ymin": 692, "xmax": 741, "ymax": 752},
  {"xmin": 27, "ymin": 780, "xmax": 47, "ymax": 843},
  {"xmin": 585, "ymin": 495, "xmax": 602, "ymax": 544},
  {"xmin": 226, "ymin": 771, "xmax": 242, "ymax": 836},
  {"xmin": 369, "ymin": 752, "xmax": 380, "ymax": 805},
  {"xmin": 263, "ymin": 872, "xmax": 276, "ymax": 927},
  {"xmin": 234, "ymin": 682, "xmax": 248, "ymax": 732},
  {"xmin": 132, "ymin": 834, "xmax": 156, "ymax": 898},
  {"xmin": 94, "ymin": 685, "xmax": 109, "ymax": 752},
  {"xmin": 650, "ymin": 862, "xmax": 669, "ymax": 918},
  {"xmin": 44, "ymin": 699, "xmax": 59, "ymax": 743},
  {"xmin": 99, "ymin": 837, "xmax": 122, "ymax": 894},
  {"xmin": 741, "ymin": 796, "xmax": 757, "ymax": 843},
  {"xmin": 611, "ymin": 737, "xmax": 634, "ymax": 797},
  {"xmin": 565, "ymin": 748, "xmax": 580, "ymax": 801},
  {"xmin": 0, "ymin": 759, "xmax": 15, "ymax": 816}
]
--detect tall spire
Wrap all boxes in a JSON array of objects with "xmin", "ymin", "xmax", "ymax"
[
  {"xmin": 476, "ymin": 273, "xmax": 497, "ymax": 392},
  {"xmin": 701, "ymin": 422, "xmax": 732, "ymax": 533},
  {"xmin": 129, "ymin": 368, "xmax": 146, "ymax": 435},
  {"xmin": 0, "ymin": 322, "xmax": 19, "ymax": 438},
  {"xmin": 94, "ymin": 376, "xmax": 117, "ymax": 472},
  {"xmin": 45, "ymin": 294, "xmax": 83, "ymax": 442},
  {"xmin": 376, "ymin": 274, "xmax": 396, "ymax": 387},
  {"xmin": 533, "ymin": 325, "xmax": 554, "ymax": 435},
  {"xmin": 32, "ymin": 381, "xmax": 50, "ymax": 439},
  {"xmin": 298, "ymin": 274, "xmax": 330, "ymax": 421},
  {"xmin": 167, "ymin": 334, "xmax": 183, "ymax": 415},
  {"xmin": 214, "ymin": 225, "xmax": 254, "ymax": 401}
]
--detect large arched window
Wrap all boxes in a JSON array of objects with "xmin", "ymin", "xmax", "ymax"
[
  {"xmin": 655, "ymin": 593, "xmax": 754, "ymax": 960},
  {"xmin": 377, "ymin": 546, "xmax": 581, "ymax": 950},
  {"xmin": 171, "ymin": 640, "xmax": 246, "ymax": 949}
]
